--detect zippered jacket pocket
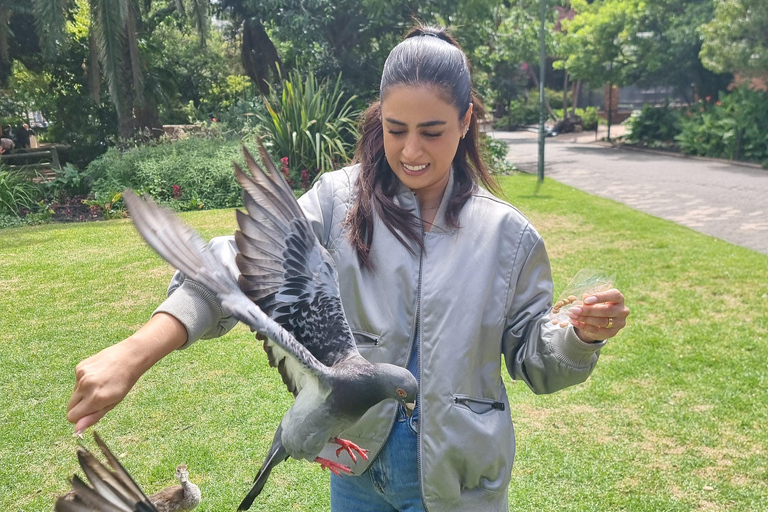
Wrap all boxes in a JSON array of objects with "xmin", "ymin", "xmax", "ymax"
[
  {"xmin": 352, "ymin": 330, "xmax": 380, "ymax": 347},
  {"xmin": 452, "ymin": 394, "xmax": 505, "ymax": 414}
]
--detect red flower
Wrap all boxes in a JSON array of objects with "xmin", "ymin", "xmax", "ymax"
[
  {"xmin": 172, "ymin": 184, "xmax": 182, "ymax": 199},
  {"xmin": 281, "ymin": 157, "xmax": 289, "ymax": 166}
]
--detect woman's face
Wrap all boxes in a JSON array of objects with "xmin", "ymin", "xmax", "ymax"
[{"xmin": 381, "ymin": 85, "xmax": 471, "ymax": 205}]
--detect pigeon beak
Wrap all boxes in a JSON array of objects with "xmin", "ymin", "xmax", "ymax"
[{"xmin": 404, "ymin": 401, "xmax": 416, "ymax": 418}]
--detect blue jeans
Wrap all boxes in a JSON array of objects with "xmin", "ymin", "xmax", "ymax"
[{"xmin": 330, "ymin": 406, "xmax": 425, "ymax": 511}]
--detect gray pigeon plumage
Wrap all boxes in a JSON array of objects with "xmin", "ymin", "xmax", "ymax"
[{"xmin": 123, "ymin": 142, "xmax": 418, "ymax": 510}]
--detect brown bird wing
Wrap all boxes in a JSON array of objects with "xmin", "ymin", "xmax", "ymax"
[{"xmin": 54, "ymin": 432, "xmax": 157, "ymax": 512}]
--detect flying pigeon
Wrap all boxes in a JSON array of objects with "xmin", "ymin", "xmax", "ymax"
[
  {"xmin": 54, "ymin": 432, "xmax": 201, "ymax": 512},
  {"xmin": 122, "ymin": 143, "xmax": 418, "ymax": 510}
]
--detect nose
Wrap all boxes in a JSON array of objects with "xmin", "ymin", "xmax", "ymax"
[{"xmin": 401, "ymin": 133, "xmax": 423, "ymax": 161}]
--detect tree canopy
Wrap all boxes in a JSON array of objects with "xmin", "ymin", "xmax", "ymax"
[
  {"xmin": 2, "ymin": 0, "xmax": 756, "ymax": 152},
  {"xmin": 560, "ymin": 0, "xmax": 732, "ymax": 99},
  {"xmin": 700, "ymin": 0, "xmax": 768, "ymax": 77}
]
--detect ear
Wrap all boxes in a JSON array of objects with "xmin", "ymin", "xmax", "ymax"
[{"xmin": 461, "ymin": 103, "xmax": 473, "ymax": 138}]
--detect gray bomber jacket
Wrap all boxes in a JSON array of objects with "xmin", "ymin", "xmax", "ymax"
[{"xmin": 155, "ymin": 165, "xmax": 605, "ymax": 511}]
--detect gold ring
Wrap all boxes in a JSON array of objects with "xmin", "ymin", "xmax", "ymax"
[{"xmin": 605, "ymin": 317, "xmax": 613, "ymax": 329}]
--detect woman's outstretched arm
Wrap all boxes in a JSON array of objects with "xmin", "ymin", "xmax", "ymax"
[{"xmin": 66, "ymin": 312, "xmax": 188, "ymax": 433}]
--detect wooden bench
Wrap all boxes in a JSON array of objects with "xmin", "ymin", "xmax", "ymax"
[{"xmin": 0, "ymin": 146, "xmax": 62, "ymax": 182}]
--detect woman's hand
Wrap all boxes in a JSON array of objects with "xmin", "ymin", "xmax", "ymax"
[
  {"xmin": 66, "ymin": 312, "xmax": 188, "ymax": 434},
  {"xmin": 67, "ymin": 342, "xmax": 143, "ymax": 433},
  {"xmin": 567, "ymin": 289, "xmax": 629, "ymax": 343}
]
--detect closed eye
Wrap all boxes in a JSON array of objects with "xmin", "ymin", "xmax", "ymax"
[{"xmin": 386, "ymin": 130, "xmax": 442, "ymax": 139}]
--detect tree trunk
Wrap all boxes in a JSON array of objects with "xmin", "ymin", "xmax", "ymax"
[
  {"xmin": 242, "ymin": 18, "xmax": 284, "ymax": 96},
  {"xmin": 571, "ymin": 79, "xmax": 581, "ymax": 117},
  {"xmin": 87, "ymin": 31, "xmax": 101, "ymax": 102},
  {"xmin": 115, "ymin": 37, "xmax": 136, "ymax": 139},
  {"xmin": 562, "ymin": 71, "xmax": 569, "ymax": 119},
  {"xmin": 526, "ymin": 62, "xmax": 556, "ymax": 120},
  {"xmin": 0, "ymin": 7, "xmax": 10, "ymax": 87}
]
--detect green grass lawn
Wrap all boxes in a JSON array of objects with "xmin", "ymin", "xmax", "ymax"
[{"xmin": 1, "ymin": 173, "xmax": 767, "ymax": 511}]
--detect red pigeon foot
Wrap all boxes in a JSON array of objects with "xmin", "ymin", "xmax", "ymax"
[
  {"xmin": 315, "ymin": 457, "xmax": 352, "ymax": 476},
  {"xmin": 332, "ymin": 437, "xmax": 369, "ymax": 463}
]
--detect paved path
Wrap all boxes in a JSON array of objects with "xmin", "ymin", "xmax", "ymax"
[{"xmin": 492, "ymin": 129, "xmax": 768, "ymax": 255}]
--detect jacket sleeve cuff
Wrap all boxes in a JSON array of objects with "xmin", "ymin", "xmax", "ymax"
[
  {"xmin": 152, "ymin": 279, "xmax": 229, "ymax": 349},
  {"xmin": 547, "ymin": 324, "xmax": 606, "ymax": 368}
]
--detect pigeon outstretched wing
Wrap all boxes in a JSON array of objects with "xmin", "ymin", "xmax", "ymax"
[
  {"xmin": 234, "ymin": 146, "xmax": 358, "ymax": 370},
  {"xmin": 232, "ymin": 146, "xmax": 358, "ymax": 396},
  {"xmin": 123, "ymin": 190, "xmax": 330, "ymax": 396}
]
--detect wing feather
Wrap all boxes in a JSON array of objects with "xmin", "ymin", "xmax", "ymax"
[
  {"xmin": 233, "ymin": 142, "xmax": 358, "ymax": 369},
  {"xmin": 54, "ymin": 433, "xmax": 156, "ymax": 512},
  {"xmin": 124, "ymin": 190, "xmax": 329, "ymax": 393}
]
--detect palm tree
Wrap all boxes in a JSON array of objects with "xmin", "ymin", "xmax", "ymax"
[
  {"xmin": 0, "ymin": 1, "xmax": 36, "ymax": 86},
  {"xmin": 28, "ymin": 0, "xmax": 209, "ymax": 138}
]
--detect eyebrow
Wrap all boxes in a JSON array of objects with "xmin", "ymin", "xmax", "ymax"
[{"xmin": 384, "ymin": 118, "xmax": 447, "ymax": 128}]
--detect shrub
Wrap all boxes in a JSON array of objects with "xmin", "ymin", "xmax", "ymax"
[
  {"xmin": 493, "ymin": 99, "xmax": 540, "ymax": 130},
  {"xmin": 551, "ymin": 107, "xmax": 600, "ymax": 131},
  {"xmin": 625, "ymin": 104, "xmax": 683, "ymax": 148},
  {"xmin": 86, "ymin": 135, "xmax": 252, "ymax": 209},
  {"xmin": 676, "ymin": 88, "xmax": 768, "ymax": 166},
  {"xmin": 580, "ymin": 107, "xmax": 600, "ymax": 131},
  {"xmin": 480, "ymin": 135, "xmax": 517, "ymax": 175},
  {"xmin": 259, "ymin": 71, "xmax": 360, "ymax": 191},
  {"xmin": 544, "ymin": 87, "xmax": 569, "ymax": 111},
  {"xmin": 45, "ymin": 163, "xmax": 92, "ymax": 202}
]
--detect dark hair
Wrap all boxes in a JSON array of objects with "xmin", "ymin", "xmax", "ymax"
[{"xmin": 346, "ymin": 25, "xmax": 498, "ymax": 270}]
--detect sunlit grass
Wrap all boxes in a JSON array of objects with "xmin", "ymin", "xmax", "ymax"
[{"xmin": 1, "ymin": 174, "xmax": 766, "ymax": 510}]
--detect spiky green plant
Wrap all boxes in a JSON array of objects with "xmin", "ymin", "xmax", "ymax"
[
  {"xmin": 0, "ymin": 168, "xmax": 39, "ymax": 216},
  {"xmin": 259, "ymin": 71, "xmax": 360, "ymax": 190}
]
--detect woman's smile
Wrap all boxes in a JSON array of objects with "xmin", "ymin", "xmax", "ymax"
[{"xmin": 401, "ymin": 162, "xmax": 430, "ymax": 175}]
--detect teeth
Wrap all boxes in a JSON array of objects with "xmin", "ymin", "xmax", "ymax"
[{"xmin": 403, "ymin": 163, "xmax": 428, "ymax": 171}]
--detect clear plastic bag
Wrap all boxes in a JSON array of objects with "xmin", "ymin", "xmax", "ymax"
[{"xmin": 550, "ymin": 269, "xmax": 615, "ymax": 328}]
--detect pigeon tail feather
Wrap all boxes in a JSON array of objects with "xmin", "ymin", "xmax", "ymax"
[{"xmin": 238, "ymin": 430, "xmax": 289, "ymax": 511}]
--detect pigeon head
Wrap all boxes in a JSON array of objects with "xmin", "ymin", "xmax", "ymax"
[{"xmin": 377, "ymin": 364, "xmax": 418, "ymax": 417}]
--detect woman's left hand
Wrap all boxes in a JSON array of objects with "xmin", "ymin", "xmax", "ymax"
[{"xmin": 567, "ymin": 288, "xmax": 629, "ymax": 343}]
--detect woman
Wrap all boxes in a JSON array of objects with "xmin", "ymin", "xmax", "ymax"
[{"xmin": 67, "ymin": 25, "xmax": 629, "ymax": 511}]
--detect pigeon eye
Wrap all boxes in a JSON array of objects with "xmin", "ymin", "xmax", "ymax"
[{"xmin": 397, "ymin": 388, "xmax": 407, "ymax": 397}]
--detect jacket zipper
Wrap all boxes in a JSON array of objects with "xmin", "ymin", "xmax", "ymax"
[
  {"xmin": 452, "ymin": 394, "xmax": 506, "ymax": 413},
  {"xmin": 415, "ymin": 199, "xmax": 427, "ymax": 511}
]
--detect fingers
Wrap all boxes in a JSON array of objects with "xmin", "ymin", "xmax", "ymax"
[
  {"xmin": 67, "ymin": 380, "xmax": 116, "ymax": 431},
  {"xmin": 566, "ymin": 288, "xmax": 630, "ymax": 342},
  {"xmin": 74, "ymin": 407, "xmax": 114, "ymax": 434},
  {"xmin": 586, "ymin": 288, "xmax": 624, "ymax": 305},
  {"xmin": 66, "ymin": 347, "xmax": 137, "ymax": 433}
]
